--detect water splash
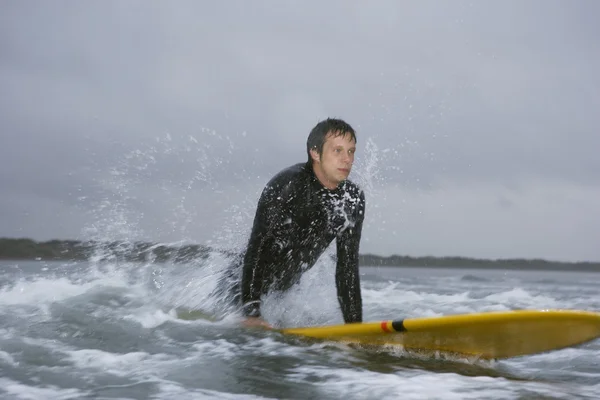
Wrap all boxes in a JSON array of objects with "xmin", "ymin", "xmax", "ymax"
[
  {"xmin": 74, "ymin": 128, "xmax": 272, "ymax": 323},
  {"xmin": 352, "ymin": 137, "xmax": 382, "ymax": 198},
  {"xmin": 82, "ymin": 130, "xmax": 253, "ymax": 252},
  {"xmin": 76, "ymin": 128, "xmax": 389, "ymax": 323}
]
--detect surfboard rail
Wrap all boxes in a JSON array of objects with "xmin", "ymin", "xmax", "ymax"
[{"xmin": 280, "ymin": 309, "xmax": 600, "ymax": 359}]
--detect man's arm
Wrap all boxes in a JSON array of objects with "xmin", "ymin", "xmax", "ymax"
[
  {"xmin": 240, "ymin": 178, "xmax": 294, "ymax": 319},
  {"xmin": 335, "ymin": 190, "xmax": 366, "ymax": 323}
]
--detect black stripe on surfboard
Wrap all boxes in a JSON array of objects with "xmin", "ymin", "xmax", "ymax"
[{"xmin": 391, "ymin": 319, "xmax": 406, "ymax": 332}]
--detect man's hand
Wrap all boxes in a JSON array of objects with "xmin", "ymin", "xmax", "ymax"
[{"xmin": 242, "ymin": 317, "xmax": 272, "ymax": 329}]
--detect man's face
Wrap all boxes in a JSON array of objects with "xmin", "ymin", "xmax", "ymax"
[{"xmin": 311, "ymin": 131, "xmax": 356, "ymax": 189}]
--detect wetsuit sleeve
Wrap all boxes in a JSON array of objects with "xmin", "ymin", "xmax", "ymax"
[
  {"xmin": 241, "ymin": 179, "xmax": 293, "ymax": 318},
  {"xmin": 335, "ymin": 190, "xmax": 365, "ymax": 323}
]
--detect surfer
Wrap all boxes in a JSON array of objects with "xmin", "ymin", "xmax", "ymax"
[{"xmin": 215, "ymin": 118, "xmax": 366, "ymax": 328}]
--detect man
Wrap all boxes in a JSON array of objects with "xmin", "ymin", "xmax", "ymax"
[{"xmin": 219, "ymin": 118, "xmax": 366, "ymax": 328}]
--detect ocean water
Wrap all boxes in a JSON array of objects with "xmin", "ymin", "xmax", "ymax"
[{"xmin": 0, "ymin": 258, "xmax": 598, "ymax": 400}]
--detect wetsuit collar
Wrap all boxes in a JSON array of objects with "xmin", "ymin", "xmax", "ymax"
[{"xmin": 304, "ymin": 161, "xmax": 345, "ymax": 191}]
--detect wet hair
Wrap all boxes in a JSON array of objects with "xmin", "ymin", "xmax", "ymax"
[{"xmin": 306, "ymin": 118, "xmax": 357, "ymax": 163}]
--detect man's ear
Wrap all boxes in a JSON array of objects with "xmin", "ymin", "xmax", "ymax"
[{"xmin": 310, "ymin": 147, "xmax": 320, "ymax": 163}]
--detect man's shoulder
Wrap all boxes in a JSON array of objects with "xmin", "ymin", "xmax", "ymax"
[
  {"xmin": 258, "ymin": 163, "xmax": 310, "ymax": 200},
  {"xmin": 266, "ymin": 162, "xmax": 309, "ymax": 187}
]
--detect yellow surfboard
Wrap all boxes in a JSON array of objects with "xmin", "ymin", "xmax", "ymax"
[{"xmin": 281, "ymin": 309, "xmax": 600, "ymax": 359}]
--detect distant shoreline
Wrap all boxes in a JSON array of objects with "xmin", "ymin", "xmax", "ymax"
[{"xmin": 1, "ymin": 237, "xmax": 599, "ymax": 272}]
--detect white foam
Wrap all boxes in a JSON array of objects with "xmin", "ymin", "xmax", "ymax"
[
  {"xmin": 66, "ymin": 348, "xmax": 172, "ymax": 377},
  {"xmin": 365, "ymin": 286, "xmax": 472, "ymax": 305},
  {"xmin": 484, "ymin": 288, "xmax": 558, "ymax": 308},
  {"xmin": 0, "ymin": 277, "xmax": 94, "ymax": 305},
  {"xmin": 521, "ymin": 346, "xmax": 593, "ymax": 363},
  {"xmin": 0, "ymin": 377, "xmax": 86, "ymax": 400},
  {"xmin": 289, "ymin": 366, "xmax": 575, "ymax": 399},
  {"xmin": 0, "ymin": 350, "xmax": 16, "ymax": 366},
  {"xmin": 0, "ymin": 264, "xmax": 135, "ymax": 307},
  {"xmin": 192, "ymin": 335, "xmax": 347, "ymax": 367},
  {"xmin": 192, "ymin": 339, "xmax": 241, "ymax": 361},
  {"xmin": 123, "ymin": 308, "xmax": 174, "ymax": 329},
  {"xmin": 155, "ymin": 382, "xmax": 267, "ymax": 400},
  {"xmin": 508, "ymin": 343, "xmax": 600, "ymax": 379},
  {"xmin": 579, "ymin": 383, "xmax": 600, "ymax": 399},
  {"xmin": 362, "ymin": 286, "xmax": 477, "ymax": 318},
  {"xmin": 21, "ymin": 335, "xmax": 74, "ymax": 354},
  {"xmin": 359, "ymin": 282, "xmax": 565, "ymax": 320}
]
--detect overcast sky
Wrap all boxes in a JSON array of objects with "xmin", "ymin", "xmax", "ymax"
[{"xmin": 1, "ymin": 1, "xmax": 599, "ymax": 262}]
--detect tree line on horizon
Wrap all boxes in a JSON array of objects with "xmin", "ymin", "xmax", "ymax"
[{"xmin": 0, "ymin": 237, "xmax": 598, "ymax": 272}]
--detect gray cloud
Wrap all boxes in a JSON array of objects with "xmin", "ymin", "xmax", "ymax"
[{"xmin": 1, "ymin": 1, "xmax": 599, "ymax": 261}]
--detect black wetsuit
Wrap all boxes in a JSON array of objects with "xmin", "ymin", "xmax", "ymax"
[{"xmin": 231, "ymin": 161, "xmax": 366, "ymax": 323}]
